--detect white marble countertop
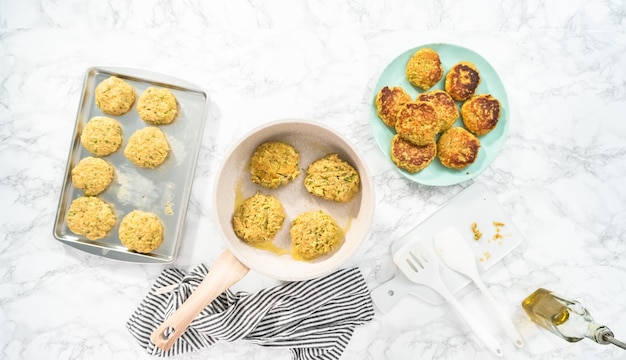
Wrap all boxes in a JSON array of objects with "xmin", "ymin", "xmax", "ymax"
[{"xmin": 2, "ymin": 1, "xmax": 626, "ymax": 359}]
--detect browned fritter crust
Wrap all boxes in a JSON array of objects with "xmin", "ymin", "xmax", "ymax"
[
  {"xmin": 390, "ymin": 134, "xmax": 437, "ymax": 173},
  {"xmin": 416, "ymin": 90, "xmax": 460, "ymax": 132},
  {"xmin": 461, "ymin": 94, "xmax": 501, "ymax": 136},
  {"xmin": 445, "ymin": 61, "xmax": 481, "ymax": 101},
  {"xmin": 437, "ymin": 127, "xmax": 481, "ymax": 169},
  {"xmin": 395, "ymin": 101, "xmax": 440, "ymax": 146},
  {"xmin": 405, "ymin": 48, "xmax": 444, "ymax": 90},
  {"xmin": 375, "ymin": 86, "xmax": 412, "ymax": 128}
]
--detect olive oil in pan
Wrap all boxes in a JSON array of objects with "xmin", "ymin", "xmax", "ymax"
[
  {"xmin": 240, "ymin": 218, "xmax": 352, "ymax": 261},
  {"xmin": 250, "ymin": 240, "xmax": 291, "ymax": 256},
  {"xmin": 255, "ymin": 225, "xmax": 347, "ymax": 261},
  {"xmin": 234, "ymin": 178, "xmax": 246, "ymax": 209},
  {"xmin": 232, "ymin": 174, "xmax": 355, "ymax": 261}
]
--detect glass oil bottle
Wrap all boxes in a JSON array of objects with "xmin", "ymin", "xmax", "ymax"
[{"xmin": 522, "ymin": 288, "xmax": 626, "ymax": 350}]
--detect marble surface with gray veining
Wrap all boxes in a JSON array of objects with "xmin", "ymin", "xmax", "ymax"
[{"xmin": 1, "ymin": 1, "xmax": 626, "ymax": 359}]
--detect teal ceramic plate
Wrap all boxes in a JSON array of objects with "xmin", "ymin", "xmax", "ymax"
[{"xmin": 370, "ymin": 43, "xmax": 509, "ymax": 186}]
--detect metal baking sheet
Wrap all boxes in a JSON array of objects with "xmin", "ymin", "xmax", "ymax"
[{"xmin": 53, "ymin": 66, "xmax": 210, "ymax": 263}]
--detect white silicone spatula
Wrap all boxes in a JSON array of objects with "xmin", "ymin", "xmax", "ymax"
[
  {"xmin": 393, "ymin": 241, "xmax": 504, "ymax": 357},
  {"xmin": 434, "ymin": 226, "xmax": 524, "ymax": 348}
]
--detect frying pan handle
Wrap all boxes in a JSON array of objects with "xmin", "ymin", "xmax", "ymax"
[{"xmin": 150, "ymin": 249, "xmax": 250, "ymax": 351}]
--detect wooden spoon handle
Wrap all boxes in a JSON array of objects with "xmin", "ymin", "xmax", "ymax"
[{"xmin": 150, "ymin": 249, "xmax": 250, "ymax": 351}]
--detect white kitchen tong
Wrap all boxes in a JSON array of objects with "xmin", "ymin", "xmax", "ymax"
[
  {"xmin": 393, "ymin": 240, "xmax": 504, "ymax": 357},
  {"xmin": 434, "ymin": 226, "xmax": 524, "ymax": 349}
]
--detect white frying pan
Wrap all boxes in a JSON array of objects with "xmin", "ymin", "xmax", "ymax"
[{"xmin": 151, "ymin": 119, "xmax": 375, "ymax": 350}]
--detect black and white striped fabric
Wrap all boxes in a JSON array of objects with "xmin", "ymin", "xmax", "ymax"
[{"xmin": 126, "ymin": 265, "xmax": 374, "ymax": 359}]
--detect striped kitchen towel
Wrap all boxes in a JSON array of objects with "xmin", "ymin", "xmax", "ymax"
[{"xmin": 126, "ymin": 265, "xmax": 375, "ymax": 359}]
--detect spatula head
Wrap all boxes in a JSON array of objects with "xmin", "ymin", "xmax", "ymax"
[
  {"xmin": 392, "ymin": 240, "xmax": 436, "ymax": 284},
  {"xmin": 433, "ymin": 226, "xmax": 479, "ymax": 276}
]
